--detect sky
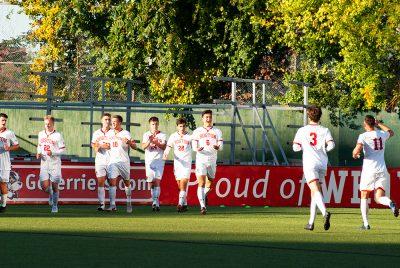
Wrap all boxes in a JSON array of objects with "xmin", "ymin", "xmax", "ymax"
[{"xmin": 0, "ymin": 3, "xmax": 31, "ymax": 42}]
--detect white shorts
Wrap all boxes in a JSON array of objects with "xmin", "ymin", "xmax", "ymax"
[
  {"xmin": 40, "ymin": 168, "xmax": 62, "ymax": 183},
  {"xmin": 360, "ymin": 170, "xmax": 389, "ymax": 192},
  {"xmin": 108, "ymin": 162, "xmax": 130, "ymax": 181},
  {"xmin": 95, "ymin": 164, "xmax": 108, "ymax": 178},
  {"xmin": 303, "ymin": 167, "xmax": 326, "ymax": 184},
  {"xmin": 0, "ymin": 170, "xmax": 11, "ymax": 183},
  {"xmin": 174, "ymin": 160, "xmax": 191, "ymax": 180},
  {"xmin": 195, "ymin": 161, "xmax": 217, "ymax": 179},
  {"xmin": 146, "ymin": 160, "xmax": 165, "ymax": 182}
]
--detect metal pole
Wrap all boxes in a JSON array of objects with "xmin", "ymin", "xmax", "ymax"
[
  {"xmin": 262, "ymin": 84, "xmax": 266, "ymax": 164},
  {"xmin": 46, "ymin": 75, "xmax": 53, "ymax": 115},
  {"xmin": 230, "ymin": 82, "xmax": 236, "ymax": 164},
  {"xmin": 89, "ymin": 78, "xmax": 94, "ymax": 159},
  {"xmin": 101, "ymin": 79, "xmax": 105, "ymax": 114},
  {"xmin": 252, "ymin": 83, "xmax": 256, "ymax": 165},
  {"xmin": 303, "ymin": 85, "xmax": 308, "ymax": 126},
  {"xmin": 126, "ymin": 82, "xmax": 132, "ymax": 133}
]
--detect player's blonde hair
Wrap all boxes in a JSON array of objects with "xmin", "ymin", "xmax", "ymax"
[{"xmin": 44, "ymin": 115, "xmax": 55, "ymax": 122}]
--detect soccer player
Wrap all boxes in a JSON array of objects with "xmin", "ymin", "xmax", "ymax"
[
  {"xmin": 91, "ymin": 113, "xmax": 112, "ymax": 211},
  {"xmin": 163, "ymin": 118, "xmax": 192, "ymax": 212},
  {"xmin": 106, "ymin": 115, "xmax": 136, "ymax": 213},
  {"xmin": 36, "ymin": 115, "xmax": 65, "ymax": 213},
  {"xmin": 292, "ymin": 106, "xmax": 334, "ymax": 231},
  {"xmin": 352, "ymin": 115, "xmax": 398, "ymax": 230},
  {"xmin": 192, "ymin": 110, "xmax": 223, "ymax": 215},
  {"xmin": 142, "ymin": 117, "xmax": 167, "ymax": 212},
  {"xmin": 0, "ymin": 113, "xmax": 20, "ymax": 212}
]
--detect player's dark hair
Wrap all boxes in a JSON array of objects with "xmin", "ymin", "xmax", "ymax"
[
  {"xmin": 0, "ymin": 113, "xmax": 8, "ymax": 119},
  {"xmin": 149, "ymin": 116, "xmax": 159, "ymax": 123},
  {"xmin": 112, "ymin": 115, "xmax": 123, "ymax": 123},
  {"xmin": 176, "ymin": 118, "xmax": 186, "ymax": 126},
  {"xmin": 101, "ymin": 113, "xmax": 111, "ymax": 119},
  {"xmin": 202, "ymin": 110, "xmax": 212, "ymax": 117},
  {"xmin": 44, "ymin": 115, "xmax": 55, "ymax": 122},
  {"xmin": 306, "ymin": 106, "xmax": 322, "ymax": 122},
  {"xmin": 364, "ymin": 115, "xmax": 376, "ymax": 128}
]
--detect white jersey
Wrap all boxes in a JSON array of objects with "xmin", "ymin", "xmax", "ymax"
[
  {"xmin": 106, "ymin": 129, "xmax": 131, "ymax": 164},
  {"xmin": 91, "ymin": 128, "xmax": 111, "ymax": 165},
  {"xmin": 0, "ymin": 128, "xmax": 19, "ymax": 170},
  {"xmin": 143, "ymin": 131, "xmax": 167, "ymax": 163},
  {"xmin": 37, "ymin": 130, "xmax": 65, "ymax": 169},
  {"xmin": 167, "ymin": 132, "xmax": 192, "ymax": 164},
  {"xmin": 192, "ymin": 126, "xmax": 223, "ymax": 163},
  {"xmin": 357, "ymin": 130, "xmax": 390, "ymax": 173},
  {"xmin": 293, "ymin": 124, "xmax": 333, "ymax": 170}
]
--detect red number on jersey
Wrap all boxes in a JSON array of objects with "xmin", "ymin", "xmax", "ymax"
[
  {"xmin": 373, "ymin": 137, "xmax": 383, "ymax": 150},
  {"xmin": 309, "ymin": 132, "xmax": 317, "ymax": 146},
  {"xmin": 113, "ymin": 141, "xmax": 119, "ymax": 147},
  {"xmin": 178, "ymin": 145, "xmax": 184, "ymax": 151},
  {"xmin": 43, "ymin": 145, "xmax": 51, "ymax": 154}
]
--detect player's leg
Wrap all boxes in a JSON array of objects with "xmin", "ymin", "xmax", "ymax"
[
  {"xmin": 146, "ymin": 165, "xmax": 157, "ymax": 211},
  {"xmin": 50, "ymin": 180, "xmax": 59, "ymax": 213},
  {"xmin": 196, "ymin": 161, "xmax": 207, "ymax": 214},
  {"xmin": 177, "ymin": 178, "xmax": 189, "ymax": 212},
  {"xmin": 0, "ymin": 171, "xmax": 9, "ymax": 212},
  {"xmin": 40, "ymin": 169, "xmax": 53, "ymax": 205},
  {"xmin": 308, "ymin": 179, "xmax": 330, "ymax": 230},
  {"xmin": 204, "ymin": 164, "xmax": 216, "ymax": 206},
  {"xmin": 374, "ymin": 172, "xmax": 398, "ymax": 217},
  {"xmin": 360, "ymin": 190, "xmax": 371, "ymax": 229},
  {"xmin": 152, "ymin": 178, "xmax": 161, "ymax": 211},
  {"xmin": 106, "ymin": 164, "xmax": 118, "ymax": 211},
  {"xmin": 96, "ymin": 165, "xmax": 107, "ymax": 211},
  {"xmin": 120, "ymin": 163, "xmax": 132, "ymax": 213}
]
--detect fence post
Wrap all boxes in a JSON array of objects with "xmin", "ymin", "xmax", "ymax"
[
  {"xmin": 46, "ymin": 75, "xmax": 53, "ymax": 114},
  {"xmin": 303, "ymin": 85, "xmax": 308, "ymax": 126},
  {"xmin": 230, "ymin": 81, "xmax": 236, "ymax": 164}
]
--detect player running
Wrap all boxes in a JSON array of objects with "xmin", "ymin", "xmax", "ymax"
[
  {"xmin": 142, "ymin": 117, "xmax": 167, "ymax": 212},
  {"xmin": 292, "ymin": 106, "xmax": 334, "ymax": 231},
  {"xmin": 352, "ymin": 115, "xmax": 398, "ymax": 230},
  {"xmin": 36, "ymin": 115, "xmax": 65, "ymax": 213},
  {"xmin": 106, "ymin": 115, "xmax": 136, "ymax": 213},
  {"xmin": 0, "ymin": 113, "xmax": 20, "ymax": 213},
  {"xmin": 163, "ymin": 118, "xmax": 192, "ymax": 212},
  {"xmin": 192, "ymin": 110, "xmax": 223, "ymax": 215},
  {"xmin": 91, "ymin": 113, "xmax": 112, "ymax": 211}
]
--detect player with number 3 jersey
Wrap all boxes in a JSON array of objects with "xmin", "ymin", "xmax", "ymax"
[{"xmin": 293, "ymin": 106, "xmax": 334, "ymax": 231}]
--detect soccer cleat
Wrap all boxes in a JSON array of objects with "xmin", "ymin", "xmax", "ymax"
[
  {"xmin": 304, "ymin": 223, "xmax": 314, "ymax": 231},
  {"xmin": 181, "ymin": 205, "xmax": 188, "ymax": 212},
  {"xmin": 97, "ymin": 204, "xmax": 105, "ymax": 211},
  {"xmin": 126, "ymin": 205, "xmax": 133, "ymax": 214},
  {"xmin": 48, "ymin": 195, "xmax": 53, "ymax": 206},
  {"xmin": 177, "ymin": 204, "xmax": 183, "ymax": 212},
  {"xmin": 0, "ymin": 206, "xmax": 6, "ymax": 213},
  {"xmin": 106, "ymin": 206, "xmax": 117, "ymax": 212},
  {"xmin": 156, "ymin": 206, "xmax": 160, "ymax": 212},
  {"xmin": 200, "ymin": 207, "xmax": 207, "ymax": 215},
  {"xmin": 51, "ymin": 206, "xmax": 58, "ymax": 213},
  {"xmin": 360, "ymin": 225, "xmax": 371, "ymax": 230},
  {"xmin": 152, "ymin": 204, "xmax": 156, "ymax": 212},
  {"xmin": 390, "ymin": 202, "xmax": 399, "ymax": 217},
  {"xmin": 323, "ymin": 212, "xmax": 331, "ymax": 230}
]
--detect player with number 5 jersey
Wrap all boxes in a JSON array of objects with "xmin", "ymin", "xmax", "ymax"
[{"xmin": 293, "ymin": 106, "xmax": 335, "ymax": 231}]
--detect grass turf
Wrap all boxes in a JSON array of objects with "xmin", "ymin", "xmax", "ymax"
[{"xmin": 0, "ymin": 205, "xmax": 399, "ymax": 267}]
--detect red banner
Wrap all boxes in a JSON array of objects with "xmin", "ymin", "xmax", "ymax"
[{"xmin": 6, "ymin": 161, "xmax": 400, "ymax": 208}]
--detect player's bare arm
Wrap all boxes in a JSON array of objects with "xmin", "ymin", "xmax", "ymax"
[
  {"xmin": 376, "ymin": 120, "xmax": 394, "ymax": 137},
  {"xmin": 352, "ymin": 143, "xmax": 363, "ymax": 159},
  {"xmin": 4, "ymin": 144, "xmax": 19, "ymax": 151},
  {"xmin": 153, "ymin": 139, "xmax": 167, "ymax": 150},
  {"xmin": 142, "ymin": 136, "xmax": 152, "ymax": 150}
]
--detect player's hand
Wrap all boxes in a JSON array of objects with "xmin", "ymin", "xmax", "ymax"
[
  {"xmin": 100, "ymin": 142, "xmax": 110, "ymax": 149},
  {"xmin": 353, "ymin": 153, "xmax": 360, "ymax": 159},
  {"xmin": 122, "ymin": 138, "xmax": 129, "ymax": 144},
  {"xmin": 162, "ymin": 154, "xmax": 168, "ymax": 160},
  {"xmin": 213, "ymin": 145, "xmax": 220, "ymax": 150},
  {"xmin": 47, "ymin": 150, "xmax": 52, "ymax": 156},
  {"xmin": 36, "ymin": 153, "xmax": 41, "ymax": 159},
  {"xmin": 375, "ymin": 119, "xmax": 382, "ymax": 126},
  {"xmin": 3, "ymin": 144, "xmax": 10, "ymax": 151},
  {"xmin": 198, "ymin": 147, "xmax": 204, "ymax": 152}
]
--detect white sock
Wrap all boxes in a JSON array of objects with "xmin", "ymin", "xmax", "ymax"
[
  {"xmin": 151, "ymin": 188, "xmax": 156, "ymax": 205},
  {"xmin": 308, "ymin": 197, "xmax": 317, "ymax": 225},
  {"xmin": 98, "ymin": 187, "xmax": 105, "ymax": 205},
  {"xmin": 109, "ymin": 186, "xmax": 116, "ymax": 206},
  {"xmin": 154, "ymin": 187, "xmax": 160, "ymax": 206},
  {"xmin": 52, "ymin": 191, "xmax": 59, "ymax": 206},
  {"xmin": 125, "ymin": 186, "xmax": 132, "ymax": 205},
  {"xmin": 361, "ymin": 198, "xmax": 369, "ymax": 227},
  {"xmin": 197, "ymin": 187, "xmax": 205, "ymax": 208},
  {"xmin": 313, "ymin": 191, "xmax": 327, "ymax": 216},
  {"xmin": 377, "ymin": 196, "xmax": 391, "ymax": 207},
  {"xmin": 204, "ymin": 187, "xmax": 211, "ymax": 196},
  {"xmin": 179, "ymin": 191, "xmax": 186, "ymax": 206},
  {"xmin": 1, "ymin": 194, "xmax": 7, "ymax": 207}
]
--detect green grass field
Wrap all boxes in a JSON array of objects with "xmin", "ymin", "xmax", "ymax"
[{"xmin": 1, "ymin": 205, "xmax": 399, "ymax": 267}]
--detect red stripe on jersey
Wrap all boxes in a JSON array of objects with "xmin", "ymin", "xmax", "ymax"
[{"xmin": 307, "ymin": 178, "xmax": 319, "ymax": 184}]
